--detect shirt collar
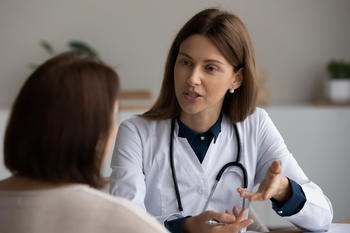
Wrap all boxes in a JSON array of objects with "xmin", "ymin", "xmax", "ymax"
[
  {"xmin": 210, "ymin": 114, "xmax": 222, "ymax": 143},
  {"xmin": 177, "ymin": 114, "xmax": 222, "ymax": 143}
]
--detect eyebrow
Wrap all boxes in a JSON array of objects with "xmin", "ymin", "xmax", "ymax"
[{"xmin": 178, "ymin": 52, "xmax": 225, "ymax": 65}]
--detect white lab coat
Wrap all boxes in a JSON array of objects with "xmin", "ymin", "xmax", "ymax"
[{"xmin": 110, "ymin": 108, "xmax": 333, "ymax": 232}]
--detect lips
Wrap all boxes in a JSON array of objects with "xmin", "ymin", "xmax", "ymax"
[
  {"xmin": 183, "ymin": 90, "xmax": 202, "ymax": 102},
  {"xmin": 187, "ymin": 92, "xmax": 200, "ymax": 97}
]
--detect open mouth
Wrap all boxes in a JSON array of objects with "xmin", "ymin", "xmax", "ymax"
[{"xmin": 184, "ymin": 91, "xmax": 202, "ymax": 101}]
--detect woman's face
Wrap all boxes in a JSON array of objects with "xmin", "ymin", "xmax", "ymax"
[
  {"xmin": 174, "ymin": 34, "xmax": 242, "ymax": 119},
  {"xmin": 103, "ymin": 100, "xmax": 119, "ymax": 162}
]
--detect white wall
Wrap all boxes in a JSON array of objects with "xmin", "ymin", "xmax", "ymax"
[
  {"xmin": 0, "ymin": 110, "xmax": 9, "ymax": 179},
  {"xmin": 1, "ymin": 0, "xmax": 350, "ymax": 108}
]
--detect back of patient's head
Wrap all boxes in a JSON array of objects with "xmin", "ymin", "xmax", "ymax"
[{"xmin": 4, "ymin": 52, "xmax": 120, "ymax": 189}]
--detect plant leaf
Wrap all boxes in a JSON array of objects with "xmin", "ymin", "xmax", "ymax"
[
  {"xmin": 68, "ymin": 40, "xmax": 100, "ymax": 62},
  {"xmin": 40, "ymin": 40, "xmax": 55, "ymax": 55}
]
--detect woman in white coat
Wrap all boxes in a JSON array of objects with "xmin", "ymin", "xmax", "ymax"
[{"xmin": 110, "ymin": 8, "xmax": 333, "ymax": 233}]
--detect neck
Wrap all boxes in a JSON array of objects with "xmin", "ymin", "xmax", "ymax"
[{"xmin": 180, "ymin": 111, "xmax": 221, "ymax": 133}]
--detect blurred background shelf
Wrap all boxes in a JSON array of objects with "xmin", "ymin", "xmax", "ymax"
[
  {"xmin": 119, "ymin": 89, "xmax": 152, "ymax": 100},
  {"xmin": 315, "ymin": 99, "xmax": 350, "ymax": 107},
  {"xmin": 119, "ymin": 89, "xmax": 152, "ymax": 111}
]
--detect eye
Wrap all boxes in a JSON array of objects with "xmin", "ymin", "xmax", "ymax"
[
  {"xmin": 205, "ymin": 65, "xmax": 218, "ymax": 72},
  {"xmin": 181, "ymin": 59, "xmax": 191, "ymax": 66}
]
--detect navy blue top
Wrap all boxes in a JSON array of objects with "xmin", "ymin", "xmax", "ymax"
[
  {"xmin": 164, "ymin": 116, "xmax": 306, "ymax": 233},
  {"xmin": 177, "ymin": 115, "xmax": 222, "ymax": 163}
]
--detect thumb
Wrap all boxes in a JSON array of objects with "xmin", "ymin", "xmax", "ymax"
[{"xmin": 269, "ymin": 161, "xmax": 281, "ymax": 175}]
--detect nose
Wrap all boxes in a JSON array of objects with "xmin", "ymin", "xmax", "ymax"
[{"xmin": 187, "ymin": 67, "xmax": 202, "ymax": 86}]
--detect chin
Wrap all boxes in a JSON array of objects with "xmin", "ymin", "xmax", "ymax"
[
  {"xmin": 180, "ymin": 107, "xmax": 202, "ymax": 116},
  {"xmin": 178, "ymin": 100, "xmax": 204, "ymax": 116}
]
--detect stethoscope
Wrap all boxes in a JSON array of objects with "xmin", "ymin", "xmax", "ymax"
[{"xmin": 169, "ymin": 118, "xmax": 248, "ymax": 213}]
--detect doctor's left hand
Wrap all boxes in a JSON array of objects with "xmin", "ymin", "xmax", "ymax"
[
  {"xmin": 183, "ymin": 207, "xmax": 253, "ymax": 233},
  {"xmin": 237, "ymin": 161, "xmax": 292, "ymax": 203}
]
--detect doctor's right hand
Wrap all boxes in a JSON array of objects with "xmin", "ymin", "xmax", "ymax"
[{"xmin": 182, "ymin": 207, "xmax": 253, "ymax": 233}]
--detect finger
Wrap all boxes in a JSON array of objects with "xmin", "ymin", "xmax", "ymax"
[
  {"xmin": 225, "ymin": 209, "xmax": 235, "ymax": 221},
  {"xmin": 233, "ymin": 206, "xmax": 239, "ymax": 217},
  {"xmin": 237, "ymin": 187, "xmax": 254, "ymax": 198},
  {"xmin": 236, "ymin": 208, "xmax": 248, "ymax": 222},
  {"xmin": 269, "ymin": 161, "xmax": 281, "ymax": 175},
  {"xmin": 238, "ymin": 188, "xmax": 264, "ymax": 202},
  {"xmin": 263, "ymin": 189, "xmax": 274, "ymax": 200},
  {"xmin": 235, "ymin": 218, "xmax": 254, "ymax": 231},
  {"xmin": 225, "ymin": 210, "xmax": 230, "ymax": 215},
  {"xmin": 209, "ymin": 211, "xmax": 236, "ymax": 224}
]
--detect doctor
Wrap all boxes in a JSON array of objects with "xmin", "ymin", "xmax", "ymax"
[{"xmin": 110, "ymin": 8, "xmax": 333, "ymax": 233}]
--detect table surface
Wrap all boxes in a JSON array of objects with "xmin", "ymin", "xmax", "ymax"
[{"xmin": 268, "ymin": 219, "xmax": 350, "ymax": 233}]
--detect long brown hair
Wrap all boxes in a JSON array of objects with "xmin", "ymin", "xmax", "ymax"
[
  {"xmin": 4, "ymin": 53, "xmax": 119, "ymax": 189},
  {"xmin": 142, "ymin": 8, "xmax": 257, "ymax": 123}
]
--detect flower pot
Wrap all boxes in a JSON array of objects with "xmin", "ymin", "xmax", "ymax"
[{"xmin": 327, "ymin": 79, "xmax": 350, "ymax": 102}]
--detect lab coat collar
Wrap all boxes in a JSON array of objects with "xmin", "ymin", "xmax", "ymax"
[{"xmin": 176, "ymin": 114, "xmax": 222, "ymax": 144}]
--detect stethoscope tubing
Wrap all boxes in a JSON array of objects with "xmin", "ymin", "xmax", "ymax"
[{"xmin": 170, "ymin": 118, "xmax": 183, "ymax": 211}]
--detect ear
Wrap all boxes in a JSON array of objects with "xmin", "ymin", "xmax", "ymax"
[{"xmin": 231, "ymin": 68, "xmax": 243, "ymax": 89}]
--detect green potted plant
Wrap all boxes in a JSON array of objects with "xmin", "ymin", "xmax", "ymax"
[
  {"xmin": 30, "ymin": 40, "xmax": 103, "ymax": 68},
  {"xmin": 326, "ymin": 59, "xmax": 350, "ymax": 102}
]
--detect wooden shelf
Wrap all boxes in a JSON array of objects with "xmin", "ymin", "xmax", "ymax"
[
  {"xmin": 315, "ymin": 99, "xmax": 350, "ymax": 106},
  {"xmin": 119, "ymin": 89, "xmax": 152, "ymax": 100},
  {"xmin": 119, "ymin": 105, "xmax": 150, "ymax": 111},
  {"xmin": 119, "ymin": 89, "xmax": 152, "ymax": 111}
]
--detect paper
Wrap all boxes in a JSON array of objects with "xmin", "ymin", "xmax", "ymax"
[
  {"xmin": 246, "ymin": 223, "xmax": 350, "ymax": 233},
  {"xmin": 305, "ymin": 223, "xmax": 350, "ymax": 233}
]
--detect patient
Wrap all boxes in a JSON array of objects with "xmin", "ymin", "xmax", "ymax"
[{"xmin": 0, "ymin": 53, "xmax": 168, "ymax": 233}]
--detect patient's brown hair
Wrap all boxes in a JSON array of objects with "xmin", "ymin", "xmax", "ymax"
[{"xmin": 4, "ymin": 53, "xmax": 119, "ymax": 188}]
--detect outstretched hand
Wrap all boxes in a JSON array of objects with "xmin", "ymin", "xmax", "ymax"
[
  {"xmin": 237, "ymin": 161, "xmax": 291, "ymax": 202},
  {"xmin": 183, "ymin": 206, "xmax": 253, "ymax": 233}
]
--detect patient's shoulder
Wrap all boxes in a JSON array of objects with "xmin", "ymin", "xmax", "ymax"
[{"xmin": 67, "ymin": 185, "xmax": 168, "ymax": 233}]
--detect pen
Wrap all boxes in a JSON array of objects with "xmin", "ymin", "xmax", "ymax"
[{"xmin": 205, "ymin": 219, "xmax": 226, "ymax": 226}]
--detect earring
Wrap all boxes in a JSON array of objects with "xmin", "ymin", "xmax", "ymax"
[{"xmin": 229, "ymin": 88, "xmax": 235, "ymax": 94}]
